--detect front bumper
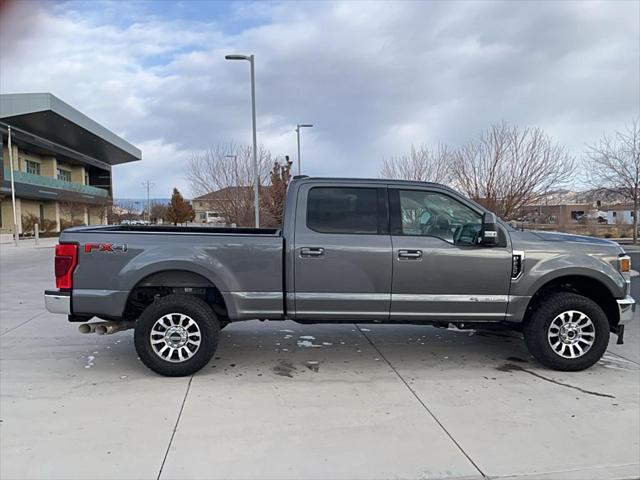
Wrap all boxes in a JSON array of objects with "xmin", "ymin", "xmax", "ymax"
[
  {"xmin": 617, "ymin": 295, "xmax": 636, "ymax": 324},
  {"xmin": 44, "ymin": 290, "xmax": 71, "ymax": 315}
]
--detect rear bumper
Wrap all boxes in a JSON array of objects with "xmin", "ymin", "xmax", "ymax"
[
  {"xmin": 44, "ymin": 290, "xmax": 71, "ymax": 315},
  {"xmin": 617, "ymin": 295, "xmax": 636, "ymax": 324}
]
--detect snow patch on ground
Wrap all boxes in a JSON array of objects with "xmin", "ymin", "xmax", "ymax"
[
  {"xmin": 299, "ymin": 335, "xmax": 316, "ymax": 340},
  {"xmin": 297, "ymin": 340, "xmax": 323, "ymax": 348},
  {"xmin": 84, "ymin": 355, "xmax": 95, "ymax": 369}
]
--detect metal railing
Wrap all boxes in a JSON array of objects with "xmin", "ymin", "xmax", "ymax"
[{"xmin": 3, "ymin": 169, "xmax": 109, "ymax": 197}]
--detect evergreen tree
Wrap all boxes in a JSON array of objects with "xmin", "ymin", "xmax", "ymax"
[{"xmin": 166, "ymin": 188, "xmax": 195, "ymax": 225}]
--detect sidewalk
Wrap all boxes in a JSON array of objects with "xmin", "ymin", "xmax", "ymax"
[{"xmin": 0, "ymin": 237, "xmax": 59, "ymax": 256}]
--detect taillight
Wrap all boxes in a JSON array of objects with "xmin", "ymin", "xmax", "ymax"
[{"xmin": 55, "ymin": 244, "xmax": 78, "ymax": 290}]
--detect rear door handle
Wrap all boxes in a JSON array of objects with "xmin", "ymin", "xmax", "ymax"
[
  {"xmin": 300, "ymin": 247, "xmax": 325, "ymax": 258},
  {"xmin": 398, "ymin": 249, "xmax": 422, "ymax": 260}
]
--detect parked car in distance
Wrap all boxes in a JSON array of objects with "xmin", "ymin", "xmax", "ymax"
[{"xmin": 45, "ymin": 177, "xmax": 635, "ymax": 376}]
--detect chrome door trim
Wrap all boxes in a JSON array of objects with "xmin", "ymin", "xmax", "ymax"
[{"xmin": 391, "ymin": 294, "xmax": 510, "ymax": 303}]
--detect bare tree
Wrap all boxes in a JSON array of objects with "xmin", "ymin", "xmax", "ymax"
[
  {"xmin": 119, "ymin": 201, "xmax": 140, "ymax": 222},
  {"xmin": 451, "ymin": 122, "xmax": 575, "ymax": 220},
  {"xmin": 149, "ymin": 202, "xmax": 169, "ymax": 224},
  {"xmin": 261, "ymin": 156, "xmax": 293, "ymax": 226},
  {"xmin": 60, "ymin": 201, "xmax": 86, "ymax": 227},
  {"xmin": 186, "ymin": 143, "xmax": 273, "ymax": 226},
  {"xmin": 380, "ymin": 144, "xmax": 454, "ymax": 184},
  {"xmin": 586, "ymin": 119, "xmax": 640, "ymax": 243},
  {"xmin": 90, "ymin": 196, "xmax": 111, "ymax": 225}
]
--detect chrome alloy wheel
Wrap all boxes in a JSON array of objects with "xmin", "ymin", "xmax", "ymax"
[
  {"xmin": 547, "ymin": 310, "xmax": 596, "ymax": 359},
  {"xmin": 150, "ymin": 313, "xmax": 201, "ymax": 363}
]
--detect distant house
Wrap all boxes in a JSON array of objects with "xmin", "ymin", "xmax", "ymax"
[
  {"xmin": 192, "ymin": 186, "xmax": 254, "ymax": 225},
  {"xmin": 192, "ymin": 186, "xmax": 277, "ymax": 227},
  {"xmin": 604, "ymin": 204, "xmax": 638, "ymax": 225},
  {"xmin": 520, "ymin": 203, "xmax": 594, "ymax": 224}
]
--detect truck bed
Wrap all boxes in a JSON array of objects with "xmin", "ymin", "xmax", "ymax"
[{"xmin": 60, "ymin": 225, "xmax": 284, "ymax": 321}]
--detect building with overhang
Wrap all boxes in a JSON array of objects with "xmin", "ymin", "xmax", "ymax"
[{"xmin": 0, "ymin": 93, "xmax": 141, "ymax": 235}]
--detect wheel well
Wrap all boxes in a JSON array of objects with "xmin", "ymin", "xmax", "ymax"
[
  {"xmin": 123, "ymin": 270, "xmax": 229, "ymax": 321},
  {"xmin": 525, "ymin": 275, "xmax": 619, "ymax": 327}
]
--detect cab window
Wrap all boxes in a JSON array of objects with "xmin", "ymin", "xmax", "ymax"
[
  {"xmin": 394, "ymin": 190, "xmax": 482, "ymax": 245},
  {"xmin": 307, "ymin": 187, "xmax": 379, "ymax": 234}
]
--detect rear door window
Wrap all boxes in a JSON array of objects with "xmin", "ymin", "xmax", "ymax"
[{"xmin": 307, "ymin": 187, "xmax": 379, "ymax": 234}]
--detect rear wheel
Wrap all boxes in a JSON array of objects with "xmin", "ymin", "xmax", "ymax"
[
  {"xmin": 134, "ymin": 294, "xmax": 219, "ymax": 376},
  {"xmin": 523, "ymin": 292, "xmax": 610, "ymax": 371}
]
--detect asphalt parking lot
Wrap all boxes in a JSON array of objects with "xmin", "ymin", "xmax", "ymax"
[{"xmin": 1, "ymin": 240, "xmax": 639, "ymax": 480}]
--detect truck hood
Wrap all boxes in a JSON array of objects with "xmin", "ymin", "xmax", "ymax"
[{"xmin": 530, "ymin": 230, "xmax": 619, "ymax": 247}]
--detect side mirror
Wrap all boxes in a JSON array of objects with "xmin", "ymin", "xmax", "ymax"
[{"xmin": 479, "ymin": 212, "xmax": 498, "ymax": 246}]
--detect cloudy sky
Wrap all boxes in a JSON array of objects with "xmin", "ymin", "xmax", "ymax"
[{"xmin": 1, "ymin": 0, "xmax": 638, "ymax": 198}]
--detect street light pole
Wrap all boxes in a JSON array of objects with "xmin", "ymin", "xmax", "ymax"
[
  {"xmin": 7, "ymin": 126, "xmax": 18, "ymax": 246},
  {"xmin": 295, "ymin": 124, "xmax": 313, "ymax": 175},
  {"xmin": 225, "ymin": 53, "xmax": 260, "ymax": 228}
]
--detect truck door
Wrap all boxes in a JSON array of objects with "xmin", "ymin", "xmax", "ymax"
[
  {"xmin": 293, "ymin": 182, "xmax": 392, "ymax": 321},
  {"xmin": 389, "ymin": 187, "xmax": 512, "ymax": 322}
]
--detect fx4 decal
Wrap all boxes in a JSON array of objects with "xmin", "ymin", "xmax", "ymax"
[{"xmin": 84, "ymin": 243, "xmax": 127, "ymax": 253}]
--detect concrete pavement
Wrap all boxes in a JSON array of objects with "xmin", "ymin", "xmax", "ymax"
[{"xmin": 1, "ymin": 242, "xmax": 638, "ymax": 480}]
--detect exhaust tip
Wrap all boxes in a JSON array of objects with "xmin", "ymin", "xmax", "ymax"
[
  {"xmin": 78, "ymin": 324, "xmax": 93, "ymax": 334},
  {"xmin": 95, "ymin": 325, "xmax": 108, "ymax": 335}
]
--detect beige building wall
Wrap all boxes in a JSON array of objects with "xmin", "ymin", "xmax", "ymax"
[
  {"xmin": 0, "ymin": 198, "xmax": 22, "ymax": 234},
  {"xmin": 42, "ymin": 201, "xmax": 60, "ymax": 231},
  {"xmin": 2, "ymin": 142, "xmax": 19, "ymax": 171},
  {"xmin": 59, "ymin": 202, "xmax": 88, "ymax": 226},
  {"xmin": 2, "ymin": 143, "xmax": 9, "ymax": 170},
  {"xmin": 40, "ymin": 155, "xmax": 57, "ymax": 177},
  {"xmin": 20, "ymin": 199, "xmax": 40, "ymax": 218},
  {"xmin": 19, "ymin": 199, "xmax": 42, "ymax": 234},
  {"xmin": 88, "ymin": 206, "xmax": 108, "ymax": 225},
  {"xmin": 71, "ymin": 165, "xmax": 86, "ymax": 184},
  {"xmin": 2, "ymin": 144, "xmax": 57, "ymax": 178}
]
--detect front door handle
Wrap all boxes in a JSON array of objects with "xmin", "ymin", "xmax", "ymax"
[
  {"xmin": 300, "ymin": 247, "xmax": 325, "ymax": 258},
  {"xmin": 398, "ymin": 249, "xmax": 422, "ymax": 260}
]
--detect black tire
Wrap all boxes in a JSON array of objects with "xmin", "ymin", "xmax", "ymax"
[
  {"xmin": 134, "ymin": 294, "xmax": 220, "ymax": 376},
  {"xmin": 523, "ymin": 292, "xmax": 610, "ymax": 371}
]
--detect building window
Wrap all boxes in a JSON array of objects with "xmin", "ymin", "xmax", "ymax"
[
  {"xmin": 613, "ymin": 212, "xmax": 617, "ymax": 218},
  {"xmin": 57, "ymin": 168, "xmax": 72, "ymax": 182},
  {"xmin": 84, "ymin": 173, "xmax": 90, "ymax": 185},
  {"xmin": 25, "ymin": 160, "xmax": 41, "ymax": 175}
]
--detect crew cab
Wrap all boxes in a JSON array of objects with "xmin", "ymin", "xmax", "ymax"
[{"xmin": 45, "ymin": 177, "xmax": 636, "ymax": 376}]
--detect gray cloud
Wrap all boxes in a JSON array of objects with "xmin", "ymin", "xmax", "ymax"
[{"xmin": 1, "ymin": 0, "xmax": 638, "ymax": 197}]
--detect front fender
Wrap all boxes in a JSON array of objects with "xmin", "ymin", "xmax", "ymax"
[{"xmin": 516, "ymin": 252, "xmax": 626, "ymax": 299}]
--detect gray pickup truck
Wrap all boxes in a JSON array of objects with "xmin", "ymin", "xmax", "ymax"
[{"xmin": 45, "ymin": 177, "xmax": 635, "ymax": 376}]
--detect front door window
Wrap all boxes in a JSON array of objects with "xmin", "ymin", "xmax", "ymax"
[{"xmin": 396, "ymin": 190, "xmax": 482, "ymax": 245}]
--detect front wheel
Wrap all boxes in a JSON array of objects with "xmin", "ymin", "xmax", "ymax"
[
  {"xmin": 523, "ymin": 292, "xmax": 610, "ymax": 371},
  {"xmin": 134, "ymin": 294, "xmax": 220, "ymax": 376}
]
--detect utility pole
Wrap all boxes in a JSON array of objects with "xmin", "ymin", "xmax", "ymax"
[
  {"xmin": 141, "ymin": 181, "xmax": 154, "ymax": 223},
  {"xmin": 8, "ymin": 126, "xmax": 19, "ymax": 246}
]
